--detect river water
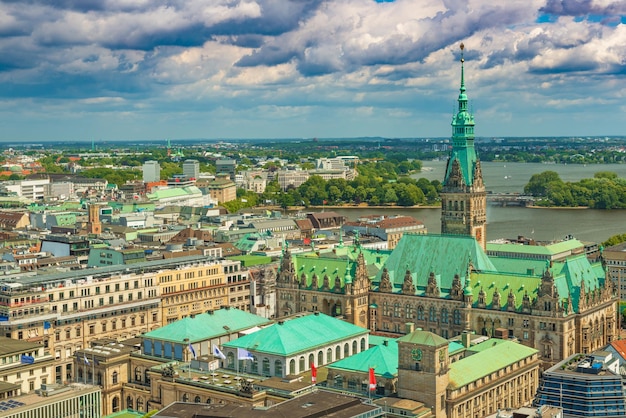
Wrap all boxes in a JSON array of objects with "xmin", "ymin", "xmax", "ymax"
[{"xmin": 330, "ymin": 161, "xmax": 626, "ymax": 244}]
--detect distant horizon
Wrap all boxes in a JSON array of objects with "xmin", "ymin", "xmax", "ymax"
[
  {"xmin": 0, "ymin": 1, "xmax": 625, "ymax": 141},
  {"xmin": 2, "ymin": 134, "xmax": 626, "ymax": 147}
]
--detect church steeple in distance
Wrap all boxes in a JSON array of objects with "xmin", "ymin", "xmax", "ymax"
[{"xmin": 440, "ymin": 43, "xmax": 487, "ymax": 249}]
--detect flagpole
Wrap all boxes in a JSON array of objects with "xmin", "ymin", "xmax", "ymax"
[{"xmin": 92, "ymin": 352, "xmax": 95, "ymax": 385}]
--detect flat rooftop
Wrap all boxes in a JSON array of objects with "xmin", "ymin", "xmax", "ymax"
[{"xmin": 153, "ymin": 389, "xmax": 382, "ymax": 418}]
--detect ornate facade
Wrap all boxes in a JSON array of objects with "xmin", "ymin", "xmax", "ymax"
[
  {"xmin": 441, "ymin": 43, "xmax": 486, "ymax": 250},
  {"xmin": 275, "ymin": 46, "xmax": 618, "ymax": 369}
]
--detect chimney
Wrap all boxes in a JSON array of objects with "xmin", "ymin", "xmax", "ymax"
[
  {"xmin": 383, "ymin": 340, "xmax": 388, "ymax": 347},
  {"xmin": 278, "ymin": 320, "xmax": 284, "ymax": 325},
  {"xmin": 461, "ymin": 331, "xmax": 472, "ymax": 348},
  {"xmin": 405, "ymin": 322, "xmax": 415, "ymax": 334}
]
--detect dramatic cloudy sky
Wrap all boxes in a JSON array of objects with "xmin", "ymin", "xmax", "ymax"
[{"xmin": 0, "ymin": 0, "xmax": 624, "ymax": 142}]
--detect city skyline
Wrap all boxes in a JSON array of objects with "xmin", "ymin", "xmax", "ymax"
[{"xmin": 0, "ymin": 0, "xmax": 624, "ymax": 142}]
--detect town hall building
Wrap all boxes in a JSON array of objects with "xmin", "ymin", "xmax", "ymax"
[{"xmin": 275, "ymin": 45, "xmax": 618, "ymax": 369}]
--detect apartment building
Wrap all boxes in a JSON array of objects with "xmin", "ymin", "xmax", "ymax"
[
  {"xmin": 0, "ymin": 255, "xmax": 250, "ymax": 383},
  {"xmin": 0, "ymin": 337, "xmax": 54, "ymax": 395}
]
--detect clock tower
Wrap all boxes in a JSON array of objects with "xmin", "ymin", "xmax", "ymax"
[
  {"xmin": 441, "ymin": 43, "xmax": 487, "ymax": 250},
  {"xmin": 397, "ymin": 329, "xmax": 450, "ymax": 417}
]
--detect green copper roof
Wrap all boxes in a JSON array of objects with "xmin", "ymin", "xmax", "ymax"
[
  {"xmin": 290, "ymin": 246, "xmax": 389, "ymax": 291},
  {"xmin": 486, "ymin": 239, "xmax": 584, "ymax": 257},
  {"xmin": 375, "ymin": 234, "xmax": 496, "ymax": 296},
  {"xmin": 444, "ymin": 48, "xmax": 478, "ymax": 187},
  {"xmin": 472, "ymin": 271, "xmax": 540, "ymax": 310},
  {"xmin": 223, "ymin": 313, "xmax": 368, "ymax": 356},
  {"xmin": 397, "ymin": 329, "xmax": 448, "ymax": 347},
  {"xmin": 448, "ymin": 340, "xmax": 538, "ymax": 389},
  {"xmin": 143, "ymin": 308, "xmax": 270, "ymax": 344},
  {"xmin": 329, "ymin": 340, "xmax": 398, "ymax": 377},
  {"xmin": 552, "ymin": 254, "xmax": 605, "ymax": 312},
  {"xmin": 368, "ymin": 335, "xmax": 396, "ymax": 347}
]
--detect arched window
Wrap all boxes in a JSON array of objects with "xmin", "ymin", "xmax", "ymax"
[
  {"xmin": 299, "ymin": 356, "xmax": 305, "ymax": 373},
  {"xmin": 194, "ymin": 396, "xmax": 201, "ymax": 403},
  {"xmin": 453, "ymin": 309, "xmax": 461, "ymax": 325},
  {"xmin": 429, "ymin": 306, "xmax": 437, "ymax": 322},
  {"xmin": 344, "ymin": 343, "xmax": 350, "ymax": 358},
  {"xmin": 112, "ymin": 371, "xmax": 118, "ymax": 384},
  {"xmin": 126, "ymin": 396, "xmax": 133, "ymax": 410},
  {"xmin": 289, "ymin": 359, "xmax": 296, "ymax": 375},
  {"xmin": 336, "ymin": 345, "xmax": 341, "ymax": 360},
  {"xmin": 112, "ymin": 397, "xmax": 120, "ymax": 413},
  {"xmin": 275, "ymin": 360, "xmax": 283, "ymax": 377},
  {"xmin": 182, "ymin": 394, "xmax": 189, "ymax": 402},
  {"xmin": 318, "ymin": 351, "xmax": 323, "ymax": 366},
  {"xmin": 136, "ymin": 398, "xmax": 144, "ymax": 412},
  {"xmin": 308, "ymin": 353, "xmax": 314, "ymax": 369},
  {"xmin": 144, "ymin": 369, "xmax": 150, "ymax": 385},
  {"xmin": 78, "ymin": 368, "xmax": 83, "ymax": 380},
  {"xmin": 327, "ymin": 348, "xmax": 333, "ymax": 363},
  {"xmin": 262, "ymin": 358, "xmax": 270, "ymax": 375},
  {"xmin": 417, "ymin": 306, "xmax": 425, "ymax": 321},
  {"xmin": 441, "ymin": 308, "xmax": 449, "ymax": 324},
  {"xmin": 97, "ymin": 372, "xmax": 102, "ymax": 386},
  {"xmin": 393, "ymin": 303, "xmax": 400, "ymax": 317},
  {"xmin": 405, "ymin": 304, "xmax": 413, "ymax": 319},
  {"xmin": 360, "ymin": 338, "xmax": 366, "ymax": 351},
  {"xmin": 352, "ymin": 340, "xmax": 357, "ymax": 354}
]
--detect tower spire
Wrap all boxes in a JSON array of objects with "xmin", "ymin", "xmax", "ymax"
[
  {"xmin": 460, "ymin": 43, "xmax": 465, "ymax": 94},
  {"xmin": 440, "ymin": 43, "xmax": 487, "ymax": 249}
]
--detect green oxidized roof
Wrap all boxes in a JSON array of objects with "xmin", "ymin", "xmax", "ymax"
[
  {"xmin": 553, "ymin": 254, "xmax": 605, "ymax": 312},
  {"xmin": 223, "ymin": 313, "xmax": 368, "ymax": 356},
  {"xmin": 147, "ymin": 186, "xmax": 202, "ymax": 200},
  {"xmin": 397, "ymin": 329, "xmax": 448, "ymax": 347},
  {"xmin": 486, "ymin": 239, "xmax": 584, "ymax": 257},
  {"xmin": 472, "ymin": 253, "xmax": 605, "ymax": 313},
  {"xmin": 471, "ymin": 271, "xmax": 540, "ymax": 310},
  {"xmin": 291, "ymin": 246, "xmax": 389, "ymax": 290},
  {"xmin": 375, "ymin": 234, "xmax": 496, "ymax": 296},
  {"xmin": 444, "ymin": 51, "xmax": 477, "ymax": 187},
  {"xmin": 330, "ymin": 340, "xmax": 398, "ymax": 377},
  {"xmin": 448, "ymin": 340, "xmax": 538, "ymax": 389},
  {"xmin": 368, "ymin": 335, "xmax": 396, "ymax": 347},
  {"xmin": 143, "ymin": 308, "xmax": 270, "ymax": 344}
]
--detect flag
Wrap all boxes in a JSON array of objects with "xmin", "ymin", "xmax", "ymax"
[
  {"xmin": 212, "ymin": 344, "xmax": 226, "ymax": 360},
  {"xmin": 188, "ymin": 343, "xmax": 197, "ymax": 360},
  {"xmin": 83, "ymin": 353, "xmax": 90, "ymax": 365},
  {"xmin": 368, "ymin": 368, "xmax": 376, "ymax": 391},
  {"xmin": 237, "ymin": 348, "xmax": 254, "ymax": 361},
  {"xmin": 311, "ymin": 362, "xmax": 317, "ymax": 384}
]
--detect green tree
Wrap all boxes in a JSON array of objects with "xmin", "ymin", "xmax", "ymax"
[{"xmin": 524, "ymin": 171, "xmax": 563, "ymax": 196}]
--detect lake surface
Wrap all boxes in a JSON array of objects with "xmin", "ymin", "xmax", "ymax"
[{"xmin": 332, "ymin": 162, "xmax": 626, "ymax": 244}]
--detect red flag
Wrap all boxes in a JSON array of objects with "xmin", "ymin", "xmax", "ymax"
[
  {"xmin": 311, "ymin": 362, "xmax": 317, "ymax": 384},
  {"xmin": 368, "ymin": 368, "xmax": 376, "ymax": 391}
]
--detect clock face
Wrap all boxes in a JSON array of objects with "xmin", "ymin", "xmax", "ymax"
[{"xmin": 411, "ymin": 348, "xmax": 423, "ymax": 361}]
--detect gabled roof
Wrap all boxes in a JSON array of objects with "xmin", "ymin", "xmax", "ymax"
[
  {"xmin": 397, "ymin": 330, "xmax": 448, "ymax": 347},
  {"xmin": 375, "ymin": 234, "xmax": 496, "ymax": 296},
  {"xmin": 223, "ymin": 313, "xmax": 368, "ymax": 356},
  {"xmin": 143, "ymin": 308, "xmax": 270, "ymax": 344},
  {"xmin": 330, "ymin": 340, "xmax": 398, "ymax": 377},
  {"xmin": 448, "ymin": 340, "xmax": 538, "ymax": 389}
]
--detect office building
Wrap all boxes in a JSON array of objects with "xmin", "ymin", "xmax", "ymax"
[
  {"xmin": 142, "ymin": 161, "xmax": 161, "ymax": 183},
  {"xmin": 182, "ymin": 159, "xmax": 200, "ymax": 180}
]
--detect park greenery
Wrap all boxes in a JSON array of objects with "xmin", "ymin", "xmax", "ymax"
[{"xmin": 523, "ymin": 171, "xmax": 626, "ymax": 209}]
